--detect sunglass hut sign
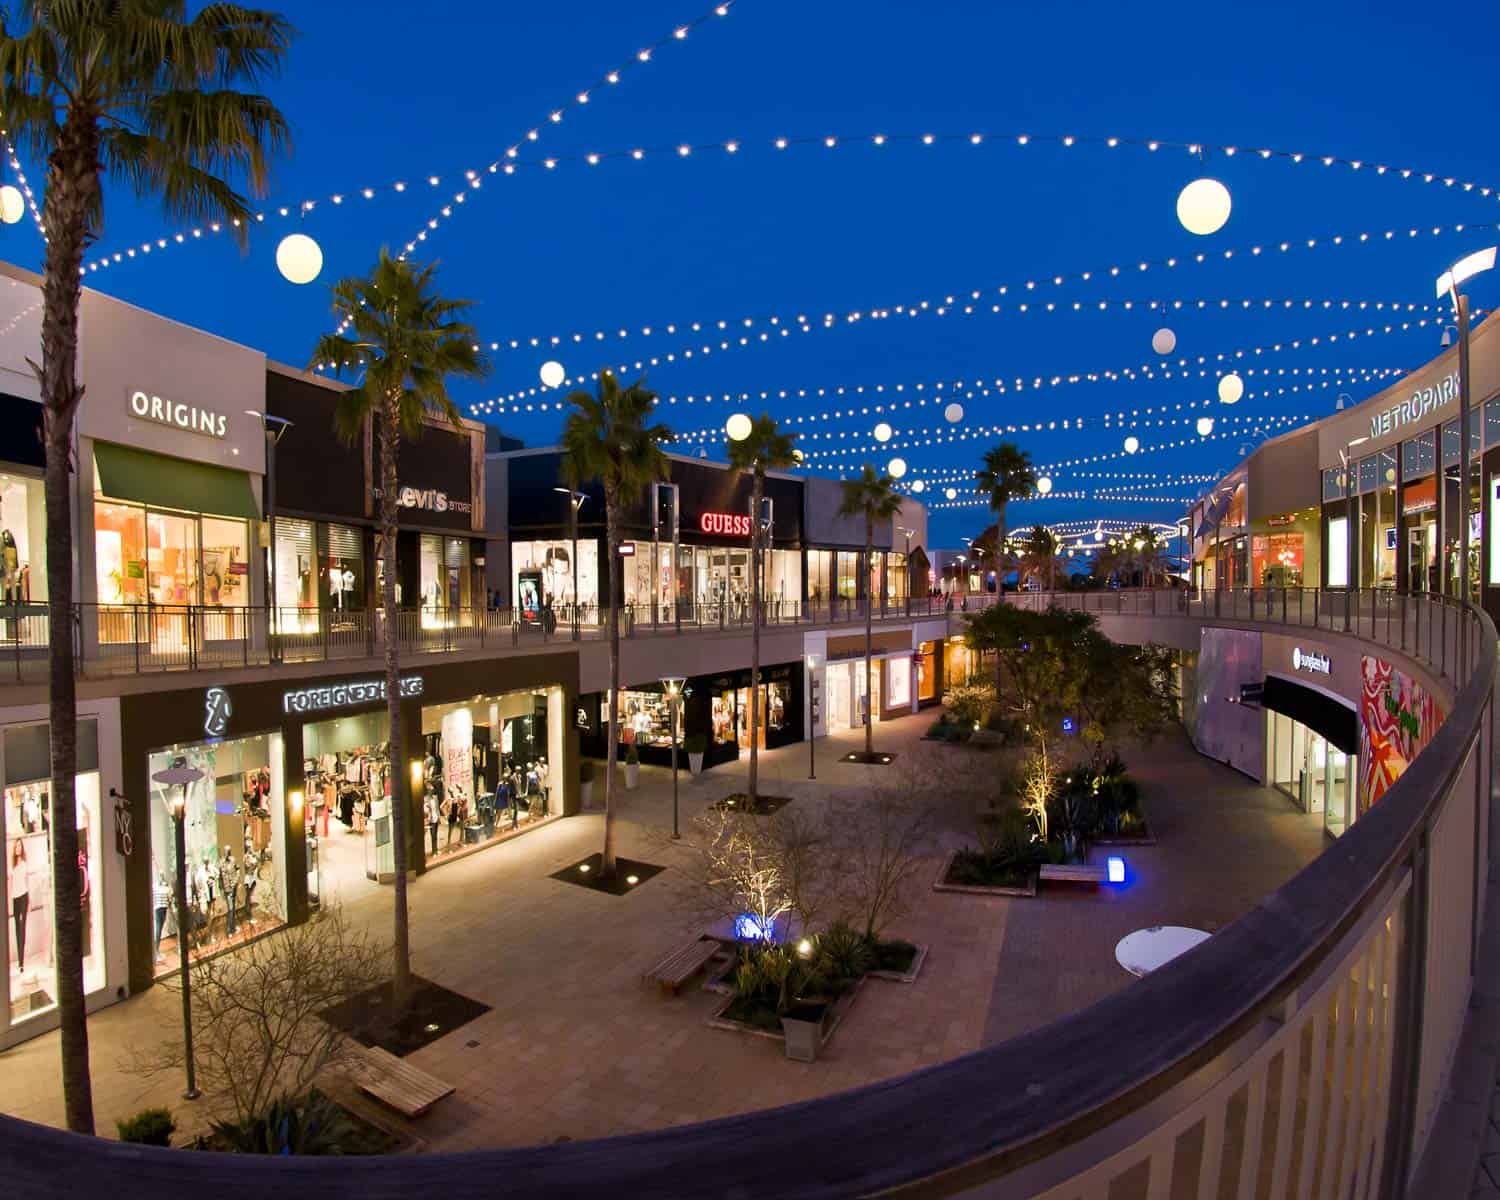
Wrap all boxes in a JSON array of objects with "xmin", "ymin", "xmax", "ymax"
[{"xmin": 1368, "ymin": 371, "xmax": 1459, "ymax": 441}]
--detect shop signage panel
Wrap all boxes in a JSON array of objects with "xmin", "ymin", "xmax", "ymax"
[
  {"xmin": 698, "ymin": 510, "xmax": 753, "ymax": 537},
  {"xmin": 128, "ymin": 387, "xmax": 228, "ymax": 439},
  {"xmin": 279, "ymin": 674, "xmax": 424, "ymax": 715},
  {"xmin": 1292, "ymin": 646, "xmax": 1331, "ymax": 676},
  {"xmin": 397, "ymin": 486, "xmax": 472, "ymax": 515},
  {"xmin": 1367, "ymin": 371, "xmax": 1459, "ymax": 441}
]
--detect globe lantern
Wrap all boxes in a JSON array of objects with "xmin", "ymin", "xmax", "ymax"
[
  {"xmin": 539, "ymin": 360, "xmax": 566, "ymax": 388},
  {"xmin": 275, "ymin": 232, "xmax": 323, "ymax": 284},
  {"xmin": 725, "ymin": 413, "xmax": 753, "ymax": 441},
  {"xmin": 1218, "ymin": 373, "xmax": 1244, "ymax": 404},
  {"xmin": 1151, "ymin": 327, "xmax": 1176, "ymax": 356},
  {"xmin": 1176, "ymin": 178, "xmax": 1232, "ymax": 236}
]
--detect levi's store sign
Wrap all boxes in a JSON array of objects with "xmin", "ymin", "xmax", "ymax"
[
  {"xmin": 699, "ymin": 510, "xmax": 752, "ymax": 537},
  {"xmin": 397, "ymin": 486, "xmax": 471, "ymax": 515}
]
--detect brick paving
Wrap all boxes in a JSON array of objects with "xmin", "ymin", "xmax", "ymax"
[{"xmin": 0, "ymin": 714, "xmax": 1325, "ymax": 1150}]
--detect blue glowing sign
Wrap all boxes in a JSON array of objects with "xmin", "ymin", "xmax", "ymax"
[
  {"xmin": 734, "ymin": 914, "xmax": 770, "ymax": 942},
  {"xmin": 1106, "ymin": 856, "xmax": 1126, "ymax": 884},
  {"xmin": 1062, "ymin": 717, "xmax": 1076, "ymax": 734}
]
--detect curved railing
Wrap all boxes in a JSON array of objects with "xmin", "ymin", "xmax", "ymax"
[{"xmin": 5, "ymin": 589, "xmax": 1493, "ymax": 1198}]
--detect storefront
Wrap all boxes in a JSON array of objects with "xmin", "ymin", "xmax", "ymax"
[
  {"xmin": 916, "ymin": 639, "xmax": 943, "ymax": 707},
  {"xmin": 119, "ymin": 653, "xmax": 578, "ymax": 993},
  {"xmin": 1263, "ymin": 673, "xmax": 1358, "ymax": 839},
  {"xmin": 0, "ymin": 393, "xmax": 47, "ymax": 627}
]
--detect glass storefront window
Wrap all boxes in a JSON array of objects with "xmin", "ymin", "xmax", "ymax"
[
  {"xmin": 273, "ymin": 517, "xmax": 316, "ymax": 615},
  {"xmin": 887, "ymin": 552, "xmax": 908, "ymax": 603},
  {"xmin": 1322, "ymin": 468, "xmax": 1346, "ymax": 504},
  {"xmin": 325, "ymin": 523, "xmax": 364, "ymax": 615},
  {"xmin": 0, "ymin": 473, "xmax": 45, "ymax": 603},
  {"xmin": 94, "ymin": 500, "xmax": 147, "ymax": 607},
  {"xmin": 419, "ymin": 533, "xmax": 443, "ymax": 618},
  {"xmin": 615, "ymin": 688, "xmax": 684, "ymax": 749},
  {"xmin": 1402, "ymin": 431, "xmax": 1436, "ymax": 482},
  {"xmin": 417, "ymin": 534, "xmax": 472, "ymax": 625},
  {"xmin": 1327, "ymin": 516, "xmax": 1349, "ymax": 586},
  {"xmin": 887, "ymin": 656, "xmax": 912, "ymax": 707},
  {"xmin": 836, "ymin": 551, "xmax": 860, "ymax": 600},
  {"xmin": 513, "ymin": 539, "xmax": 599, "ymax": 621},
  {"xmin": 765, "ymin": 548, "xmax": 801, "ymax": 618},
  {"xmin": 711, "ymin": 690, "xmax": 737, "ymax": 745},
  {"xmin": 807, "ymin": 549, "xmax": 832, "ymax": 604},
  {"xmin": 148, "ymin": 509, "xmax": 200, "ymax": 606},
  {"xmin": 1487, "ymin": 398, "xmax": 1500, "ymax": 449},
  {"xmin": 446, "ymin": 537, "xmax": 472, "ymax": 612},
  {"xmin": 420, "ymin": 688, "xmax": 561, "ymax": 862},
  {"xmin": 147, "ymin": 733, "xmax": 286, "ymax": 976},
  {"xmin": 1252, "ymin": 532, "xmax": 1304, "ymax": 588}
]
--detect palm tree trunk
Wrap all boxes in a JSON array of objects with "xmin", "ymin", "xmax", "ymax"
[
  {"xmin": 602, "ymin": 490, "xmax": 620, "ymax": 877},
  {"xmin": 748, "ymin": 473, "xmax": 761, "ymax": 802},
  {"xmin": 41, "ymin": 120, "xmax": 98, "ymax": 1136},
  {"xmin": 864, "ymin": 514, "xmax": 874, "ymax": 755},
  {"xmin": 379, "ymin": 399, "xmax": 412, "ymax": 1005}
]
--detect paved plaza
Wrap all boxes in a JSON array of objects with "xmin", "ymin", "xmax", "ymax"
[{"xmin": 0, "ymin": 712, "xmax": 1327, "ymax": 1149}]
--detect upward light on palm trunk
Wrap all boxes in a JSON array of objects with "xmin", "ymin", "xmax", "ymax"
[
  {"xmin": 0, "ymin": 0, "xmax": 294, "ymax": 1134},
  {"xmin": 312, "ymin": 252, "xmax": 489, "ymax": 1005}
]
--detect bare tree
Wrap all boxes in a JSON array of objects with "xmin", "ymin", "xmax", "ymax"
[
  {"xmin": 129, "ymin": 900, "xmax": 386, "ymax": 1123},
  {"xmin": 829, "ymin": 763, "xmax": 939, "ymax": 942}
]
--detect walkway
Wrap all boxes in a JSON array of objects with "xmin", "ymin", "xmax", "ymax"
[{"xmin": 0, "ymin": 713, "xmax": 1326, "ymax": 1150}]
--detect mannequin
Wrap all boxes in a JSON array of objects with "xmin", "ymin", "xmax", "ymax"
[
  {"xmin": 9, "ymin": 838, "xmax": 29, "ymax": 975},
  {"xmin": 241, "ymin": 845, "xmax": 259, "ymax": 929},
  {"xmin": 151, "ymin": 866, "xmax": 171, "ymax": 964},
  {"xmin": 218, "ymin": 847, "xmax": 240, "ymax": 938},
  {"xmin": 425, "ymin": 787, "xmax": 440, "ymax": 856},
  {"xmin": 194, "ymin": 856, "xmax": 213, "ymax": 946},
  {"xmin": 1, "ymin": 530, "xmax": 18, "ymax": 605}
]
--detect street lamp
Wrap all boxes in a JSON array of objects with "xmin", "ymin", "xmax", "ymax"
[
  {"xmin": 153, "ymin": 763, "xmax": 205, "ymax": 1100},
  {"xmin": 661, "ymin": 676, "xmax": 685, "ymax": 838},
  {"xmin": 553, "ymin": 487, "xmax": 589, "ymax": 639},
  {"xmin": 1339, "ymin": 436, "xmax": 1369, "ymax": 632},
  {"xmin": 246, "ymin": 412, "xmax": 293, "ymax": 652}
]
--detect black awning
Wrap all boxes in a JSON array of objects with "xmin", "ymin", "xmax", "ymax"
[
  {"xmin": 0, "ymin": 391, "xmax": 43, "ymax": 470},
  {"xmin": 1262, "ymin": 674, "xmax": 1359, "ymax": 755}
]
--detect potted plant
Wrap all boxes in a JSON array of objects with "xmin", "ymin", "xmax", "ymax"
[
  {"xmin": 624, "ymin": 744, "xmax": 640, "ymax": 790},
  {"xmin": 579, "ymin": 759, "xmax": 595, "ymax": 809},
  {"xmin": 780, "ymin": 999, "xmax": 829, "ymax": 1063},
  {"xmin": 685, "ymin": 733, "xmax": 707, "ymax": 775}
]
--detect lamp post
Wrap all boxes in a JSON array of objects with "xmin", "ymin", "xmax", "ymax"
[
  {"xmin": 552, "ymin": 487, "xmax": 588, "ymax": 639},
  {"xmin": 153, "ymin": 763, "xmax": 204, "ymax": 1100},
  {"xmin": 245, "ymin": 412, "xmax": 293, "ymax": 656},
  {"xmin": 660, "ymin": 676, "xmax": 685, "ymax": 838},
  {"xmin": 806, "ymin": 654, "xmax": 819, "ymax": 779},
  {"xmin": 1340, "ymin": 436, "xmax": 1369, "ymax": 632}
]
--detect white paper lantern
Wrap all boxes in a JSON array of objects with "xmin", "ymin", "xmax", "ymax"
[
  {"xmin": 874, "ymin": 422, "xmax": 893, "ymax": 443},
  {"xmin": 887, "ymin": 457, "xmax": 907, "ymax": 478},
  {"xmin": 275, "ymin": 232, "xmax": 323, "ymax": 284},
  {"xmin": 1217, "ymin": 372, "xmax": 1244, "ymax": 404},
  {"xmin": 725, "ymin": 412, "xmax": 753, "ymax": 441},
  {"xmin": 792, "ymin": 448, "xmax": 804, "ymax": 464},
  {"xmin": 1123, "ymin": 436, "xmax": 1140, "ymax": 455},
  {"xmin": 0, "ymin": 185, "xmax": 23, "ymax": 225},
  {"xmin": 911, "ymin": 480, "xmax": 925, "ymax": 494},
  {"xmin": 1036, "ymin": 476, "xmax": 1053, "ymax": 495},
  {"xmin": 944, "ymin": 487, "xmax": 958, "ymax": 500},
  {"xmin": 1196, "ymin": 417, "xmax": 1215, "ymax": 436},
  {"xmin": 539, "ymin": 360, "xmax": 566, "ymax": 388},
  {"xmin": 943, "ymin": 403, "xmax": 964, "ymax": 424},
  {"xmin": 1176, "ymin": 178, "xmax": 1232, "ymax": 236},
  {"xmin": 1151, "ymin": 327, "xmax": 1176, "ymax": 356}
]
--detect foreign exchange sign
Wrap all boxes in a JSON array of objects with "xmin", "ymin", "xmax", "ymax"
[{"xmin": 282, "ymin": 674, "xmax": 425, "ymax": 714}]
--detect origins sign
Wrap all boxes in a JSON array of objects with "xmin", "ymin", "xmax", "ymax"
[
  {"xmin": 128, "ymin": 388, "xmax": 229, "ymax": 439},
  {"xmin": 1368, "ymin": 371, "xmax": 1459, "ymax": 441}
]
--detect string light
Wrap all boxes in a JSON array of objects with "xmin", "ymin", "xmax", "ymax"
[{"xmin": 1, "ymin": 131, "xmax": 45, "ymax": 241}]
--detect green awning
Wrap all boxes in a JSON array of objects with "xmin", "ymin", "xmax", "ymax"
[{"xmin": 94, "ymin": 441, "xmax": 260, "ymax": 521}]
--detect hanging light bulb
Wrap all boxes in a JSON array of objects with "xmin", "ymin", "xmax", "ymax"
[
  {"xmin": 1036, "ymin": 476, "xmax": 1053, "ymax": 495},
  {"xmin": 944, "ymin": 403, "xmax": 964, "ymax": 424},
  {"xmin": 1196, "ymin": 416, "xmax": 1215, "ymax": 436},
  {"xmin": 1151, "ymin": 327, "xmax": 1176, "ymax": 356},
  {"xmin": 874, "ymin": 422, "xmax": 893, "ymax": 443},
  {"xmin": 1176, "ymin": 178, "xmax": 1232, "ymax": 236},
  {"xmin": 887, "ymin": 457, "xmax": 907, "ymax": 478},
  {"xmin": 944, "ymin": 486, "xmax": 958, "ymax": 500},
  {"xmin": 539, "ymin": 360, "xmax": 566, "ymax": 388},
  {"xmin": 1124, "ymin": 436, "xmax": 1140, "ymax": 454},
  {"xmin": 0, "ymin": 185, "xmax": 23, "ymax": 225},
  {"xmin": 1218, "ymin": 372, "xmax": 1244, "ymax": 404},
  {"xmin": 275, "ymin": 232, "xmax": 323, "ymax": 284},
  {"xmin": 725, "ymin": 412, "xmax": 753, "ymax": 441}
]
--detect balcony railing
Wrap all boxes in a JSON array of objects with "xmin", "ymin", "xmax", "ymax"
[
  {"xmin": 0, "ymin": 587, "xmax": 1492, "ymax": 1197},
  {"xmin": 0, "ymin": 593, "xmax": 949, "ymax": 682}
]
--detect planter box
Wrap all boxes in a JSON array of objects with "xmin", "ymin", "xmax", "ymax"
[
  {"xmin": 1091, "ymin": 805, "xmax": 1156, "ymax": 846},
  {"xmin": 706, "ymin": 977, "xmax": 864, "ymax": 1055},
  {"xmin": 579, "ymin": 780, "xmax": 594, "ymax": 809},
  {"xmin": 624, "ymin": 762, "xmax": 640, "ymax": 789},
  {"xmin": 932, "ymin": 849, "xmax": 1038, "ymax": 897},
  {"xmin": 688, "ymin": 752, "xmax": 704, "ymax": 775},
  {"xmin": 866, "ymin": 942, "xmax": 928, "ymax": 984}
]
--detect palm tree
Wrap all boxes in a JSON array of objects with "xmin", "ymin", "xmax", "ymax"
[
  {"xmin": 312, "ymin": 251, "xmax": 487, "ymax": 1005},
  {"xmin": 838, "ymin": 466, "xmax": 902, "ymax": 756},
  {"xmin": 0, "ymin": 1, "xmax": 292, "ymax": 1134},
  {"xmin": 726, "ymin": 414, "xmax": 797, "ymax": 805},
  {"xmin": 1019, "ymin": 524, "xmax": 1063, "ymax": 592},
  {"xmin": 561, "ymin": 371, "xmax": 673, "ymax": 877},
  {"xmin": 974, "ymin": 443, "xmax": 1038, "ymax": 550}
]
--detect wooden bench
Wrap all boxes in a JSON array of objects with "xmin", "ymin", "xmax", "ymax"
[
  {"xmin": 643, "ymin": 937, "xmax": 722, "ymax": 995},
  {"xmin": 345, "ymin": 1043, "xmax": 454, "ymax": 1118},
  {"xmin": 1039, "ymin": 863, "xmax": 1109, "ymax": 886}
]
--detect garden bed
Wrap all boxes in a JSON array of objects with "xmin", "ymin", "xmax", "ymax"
[
  {"xmin": 932, "ymin": 849, "xmax": 1038, "ymax": 897},
  {"xmin": 865, "ymin": 940, "xmax": 928, "ymax": 983},
  {"xmin": 706, "ymin": 975, "xmax": 865, "ymax": 1048},
  {"xmin": 189, "ymin": 1089, "xmax": 405, "ymax": 1156},
  {"xmin": 714, "ymin": 793, "xmax": 794, "ymax": 815}
]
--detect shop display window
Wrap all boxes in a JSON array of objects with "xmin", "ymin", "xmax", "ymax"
[
  {"xmin": 325, "ymin": 523, "xmax": 365, "ymax": 615},
  {"xmin": 1402, "ymin": 431, "xmax": 1436, "ymax": 482},
  {"xmin": 146, "ymin": 733, "xmax": 286, "ymax": 976},
  {"xmin": 836, "ymin": 551, "xmax": 860, "ymax": 600},
  {"xmin": 1487, "ymin": 398, "xmax": 1500, "ymax": 449},
  {"xmin": 1251, "ymin": 533, "xmax": 1305, "ymax": 588},
  {"xmin": 272, "ymin": 517, "xmax": 317, "ymax": 628},
  {"xmin": 513, "ymin": 539, "xmax": 599, "ymax": 618},
  {"xmin": 420, "ymin": 688, "xmax": 561, "ymax": 863},
  {"xmin": 1322, "ymin": 468, "xmax": 1346, "ymax": 504},
  {"xmin": 1326, "ymin": 517, "xmax": 1349, "ymax": 587},
  {"xmin": 807, "ymin": 549, "xmax": 832, "ymax": 603},
  {"xmin": 887, "ymin": 656, "xmax": 912, "ymax": 708},
  {"xmin": 5, "ymin": 721, "xmax": 104, "ymax": 1024},
  {"xmin": 0, "ymin": 473, "xmax": 44, "ymax": 604},
  {"xmin": 303, "ymin": 712, "xmax": 392, "ymax": 895},
  {"xmin": 711, "ymin": 690, "xmax": 737, "ymax": 745},
  {"xmin": 615, "ymin": 688, "xmax": 684, "ymax": 748},
  {"xmin": 886, "ymin": 552, "xmax": 908, "ymax": 603}
]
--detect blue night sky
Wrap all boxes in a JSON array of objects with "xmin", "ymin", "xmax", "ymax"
[{"xmin": 11, "ymin": 0, "xmax": 1500, "ymax": 547}]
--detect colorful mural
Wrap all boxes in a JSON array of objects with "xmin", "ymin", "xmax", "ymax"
[{"xmin": 1359, "ymin": 656, "xmax": 1444, "ymax": 813}]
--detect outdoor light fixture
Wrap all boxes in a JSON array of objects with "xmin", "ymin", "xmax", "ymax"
[
  {"xmin": 1107, "ymin": 856, "xmax": 1126, "ymax": 884},
  {"xmin": 1123, "ymin": 436, "xmax": 1140, "ymax": 454},
  {"xmin": 726, "ymin": 412, "xmax": 753, "ymax": 441},
  {"xmin": 1176, "ymin": 178, "xmax": 1232, "ymax": 236},
  {"xmin": 1217, "ymin": 373, "xmax": 1244, "ymax": 404},
  {"xmin": 911, "ymin": 479, "xmax": 926, "ymax": 493},
  {"xmin": 1151, "ymin": 327, "xmax": 1176, "ymax": 356},
  {"xmin": 1196, "ymin": 417, "xmax": 1215, "ymax": 436},
  {"xmin": 1036, "ymin": 475, "xmax": 1053, "ymax": 494},
  {"xmin": 579, "ymin": 863, "xmax": 591, "ymax": 873},
  {"xmin": 945, "ymin": 486, "xmax": 958, "ymax": 499},
  {"xmin": 874, "ymin": 422, "xmax": 893, "ymax": 442},
  {"xmin": 1435, "ymin": 246, "xmax": 1497, "ymax": 298},
  {"xmin": 539, "ymin": 360, "xmax": 566, "ymax": 388},
  {"xmin": 0, "ymin": 185, "xmax": 23, "ymax": 225},
  {"xmin": 887, "ymin": 457, "xmax": 907, "ymax": 478},
  {"xmin": 626, "ymin": 875, "xmax": 639, "ymax": 885},
  {"xmin": 275, "ymin": 232, "xmax": 323, "ymax": 284},
  {"xmin": 796, "ymin": 938, "xmax": 813, "ymax": 958},
  {"xmin": 289, "ymin": 789, "xmax": 303, "ymax": 816},
  {"xmin": 943, "ymin": 403, "xmax": 964, "ymax": 424},
  {"xmin": 410, "ymin": 759, "xmax": 424, "ymax": 789}
]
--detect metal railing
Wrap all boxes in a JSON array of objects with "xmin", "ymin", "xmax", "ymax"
[
  {"xmin": 0, "ymin": 593, "xmax": 951, "ymax": 683},
  {"xmin": 0, "ymin": 587, "xmax": 1490, "ymax": 1199}
]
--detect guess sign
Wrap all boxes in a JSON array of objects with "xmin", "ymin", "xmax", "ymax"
[{"xmin": 698, "ymin": 511, "xmax": 752, "ymax": 537}]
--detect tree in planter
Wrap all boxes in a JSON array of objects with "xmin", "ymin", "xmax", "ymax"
[
  {"xmin": 829, "ymin": 765, "xmax": 937, "ymax": 946},
  {"xmin": 1073, "ymin": 637, "xmax": 1178, "ymax": 774},
  {"xmin": 560, "ymin": 370, "xmax": 673, "ymax": 878},
  {"xmin": 696, "ymin": 805, "xmax": 794, "ymax": 943},
  {"xmin": 726, "ymin": 414, "xmax": 798, "ymax": 807},
  {"xmin": 0, "ymin": 1, "xmax": 294, "ymax": 1133},
  {"xmin": 312, "ymin": 251, "xmax": 488, "ymax": 1004},
  {"xmin": 974, "ymin": 442, "xmax": 1037, "ymax": 563},
  {"xmin": 838, "ymin": 465, "xmax": 903, "ymax": 756}
]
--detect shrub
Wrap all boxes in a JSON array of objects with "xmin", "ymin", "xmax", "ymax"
[
  {"xmin": 947, "ymin": 683, "xmax": 994, "ymax": 728},
  {"xmin": 815, "ymin": 921, "xmax": 873, "ymax": 986},
  {"xmin": 977, "ymin": 805, "xmax": 1044, "ymax": 868},
  {"xmin": 206, "ymin": 1091, "xmax": 357, "ymax": 1156},
  {"xmin": 117, "ymin": 1107, "xmax": 175, "ymax": 1147}
]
